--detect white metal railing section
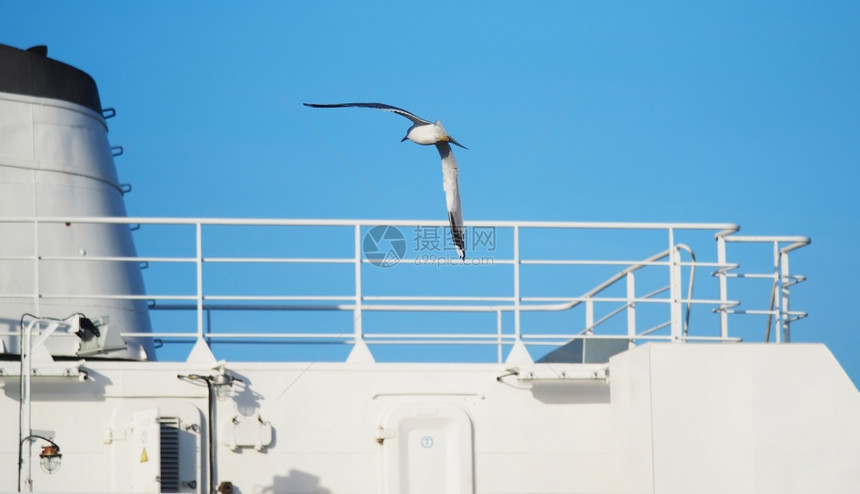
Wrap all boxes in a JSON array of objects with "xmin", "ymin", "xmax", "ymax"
[{"xmin": 0, "ymin": 217, "xmax": 810, "ymax": 363}]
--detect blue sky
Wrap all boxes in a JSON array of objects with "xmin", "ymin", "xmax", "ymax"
[{"xmin": 3, "ymin": 2, "xmax": 859, "ymax": 384}]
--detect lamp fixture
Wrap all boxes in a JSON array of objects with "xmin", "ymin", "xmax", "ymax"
[
  {"xmin": 19, "ymin": 435, "xmax": 62, "ymax": 475},
  {"xmin": 38, "ymin": 444, "xmax": 62, "ymax": 474},
  {"xmin": 212, "ymin": 366, "xmax": 242, "ymax": 400}
]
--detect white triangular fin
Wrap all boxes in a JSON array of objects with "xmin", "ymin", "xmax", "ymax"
[
  {"xmin": 186, "ymin": 338, "xmax": 217, "ymax": 364},
  {"xmin": 347, "ymin": 339, "xmax": 375, "ymax": 363},
  {"xmin": 505, "ymin": 340, "xmax": 534, "ymax": 365}
]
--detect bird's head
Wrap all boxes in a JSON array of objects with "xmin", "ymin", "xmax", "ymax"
[{"xmin": 434, "ymin": 120, "xmax": 467, "ymax": 149}]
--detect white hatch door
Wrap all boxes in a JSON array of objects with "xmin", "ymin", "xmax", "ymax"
[
  {"xmin": 380, "ymin": 402, "xmax": 474, "ymax": 494},
  {"xmin": 131, "ymin": 408, "xmax": 161, "ymax": 493}
]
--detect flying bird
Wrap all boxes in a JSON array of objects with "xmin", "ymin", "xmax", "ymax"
[{"xmin": 304, "ymin": 102, "xmax": 466, "ymax": 260}]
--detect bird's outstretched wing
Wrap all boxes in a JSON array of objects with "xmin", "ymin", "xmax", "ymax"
[
  {"xmin": 303, "ymin": 102, "xmax": 431, "ymax": 126},
  {"xmin": 436, "ymin": 142, "xmax": 465, "ymax": 260}
]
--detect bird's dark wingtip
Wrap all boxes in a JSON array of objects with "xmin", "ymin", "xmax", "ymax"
[{"xmin": 448, "ymin": 212, "xmax": 466, "ymax": 260}]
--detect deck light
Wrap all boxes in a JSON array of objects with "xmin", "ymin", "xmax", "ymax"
[
  {"xmin": 38, "ymin": 444, "xmax": 62, "ymax": 474},
  {"xmin": 20, "ymin": 435, "xmax": 62, "ymax": 475},
  {"xmin": 212, "ymin": 367, "xmax": 241, "ymax": 400}
]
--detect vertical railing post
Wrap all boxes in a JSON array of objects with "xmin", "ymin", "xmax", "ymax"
[
  {"xmin": 717, "ymin": 235, "xmax": 728, "ymax": 340},
  {"xmin": 626, "ymin": 271, "xmax": 636, "ymax": 348},
  {"xmin": 33, "ymin": 218, "xmax": 40, "ymax": 318},
  {"xmin": 513, "ymin": 226, "xmax": 521, "ymax": 343},
  {"xmin": 772, "ymin": 241, "xmax": 781, "ymax": 344},
  {"xmin": 496, "ymin": 310, "xmax": 503, "ymax": 364},
  {"xmin": 780, "ymin": 250, "xmax": 791, "ymax": 343},
  {"xmin": 195, "ymin": 222, "xmax": 204, "ymax": 342},
  {"xmin": 668, "ymin": 228, "xmax": 683, "ymax": 341},
  {"xmin": 354, "ymin": 224, "xmax": 363, "ymax": 345},
  {"xmin": 585, "ymin": 298, "xmax": 594, "ymax": 335}
]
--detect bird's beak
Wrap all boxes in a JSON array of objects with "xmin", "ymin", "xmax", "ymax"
[{"xmin": 450, "ymin": 137, "xmax": 468, "ymax": 150}]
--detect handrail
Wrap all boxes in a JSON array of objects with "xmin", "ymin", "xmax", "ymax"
[
  {"xmin": 0, "ymin": 216, "xmax": 740, "ymax": 229},
  {"xmin": 0, "ymin": 217, "xmax": 808, "ymax": 362}
]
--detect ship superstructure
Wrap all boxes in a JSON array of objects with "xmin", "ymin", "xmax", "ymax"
[{"xmin": 0, "ymin": 43, "xmax": 858, "ymax": 494}]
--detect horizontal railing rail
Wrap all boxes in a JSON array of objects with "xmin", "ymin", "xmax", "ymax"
[{"xmin": 0, "ymin": 217, "xmax": 809, "ymax": 362}]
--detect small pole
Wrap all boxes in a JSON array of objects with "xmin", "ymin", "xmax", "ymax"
[
  {"xmin": 626, "ymin": 272, "xmax": 636, "ymax": 348},
  {"xmin": 195, "ymin": 222, "xmax": 205, "ymax": 342},
  {"xmin": 668, "ymin": 228, "xmax": 682, "ymax": 341},
  {"xmin": 781, "ymin": 251, "xmax": 791, "ymax": 343},
  {"xmin": 513, "ymin": 226, "xmax": 521, "ymax": 342},
  {"xmin": 354, "ymin": 224, "xmax": 363, "ymax": 344}
]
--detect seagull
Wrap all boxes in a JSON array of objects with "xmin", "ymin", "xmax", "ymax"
[{"xmin": 304, "ymin": 102, "xmax": 466, "ymax": 260}]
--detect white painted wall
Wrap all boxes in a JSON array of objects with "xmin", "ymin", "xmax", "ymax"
[
  {"xmin": 1, "ymin": 344, "xmax": 857, "ymax": 493},
  {"xmin": 611, "ymin": 343, "xmax": 860, "ymax": 494}
]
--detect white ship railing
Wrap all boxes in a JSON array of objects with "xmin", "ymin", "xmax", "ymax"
[{"xmin": 0, "ymin": 217, "xmax": 810, "ymax": 362}]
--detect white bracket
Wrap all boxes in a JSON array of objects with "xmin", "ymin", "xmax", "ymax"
[{"xmin": 221, "ymin": 412, "xmax": 273, "ymax": 452}]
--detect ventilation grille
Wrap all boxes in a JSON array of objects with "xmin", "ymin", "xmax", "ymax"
[{"xmin": 159, "ymin": 417, "xmax": 181, "ymax": 492}]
